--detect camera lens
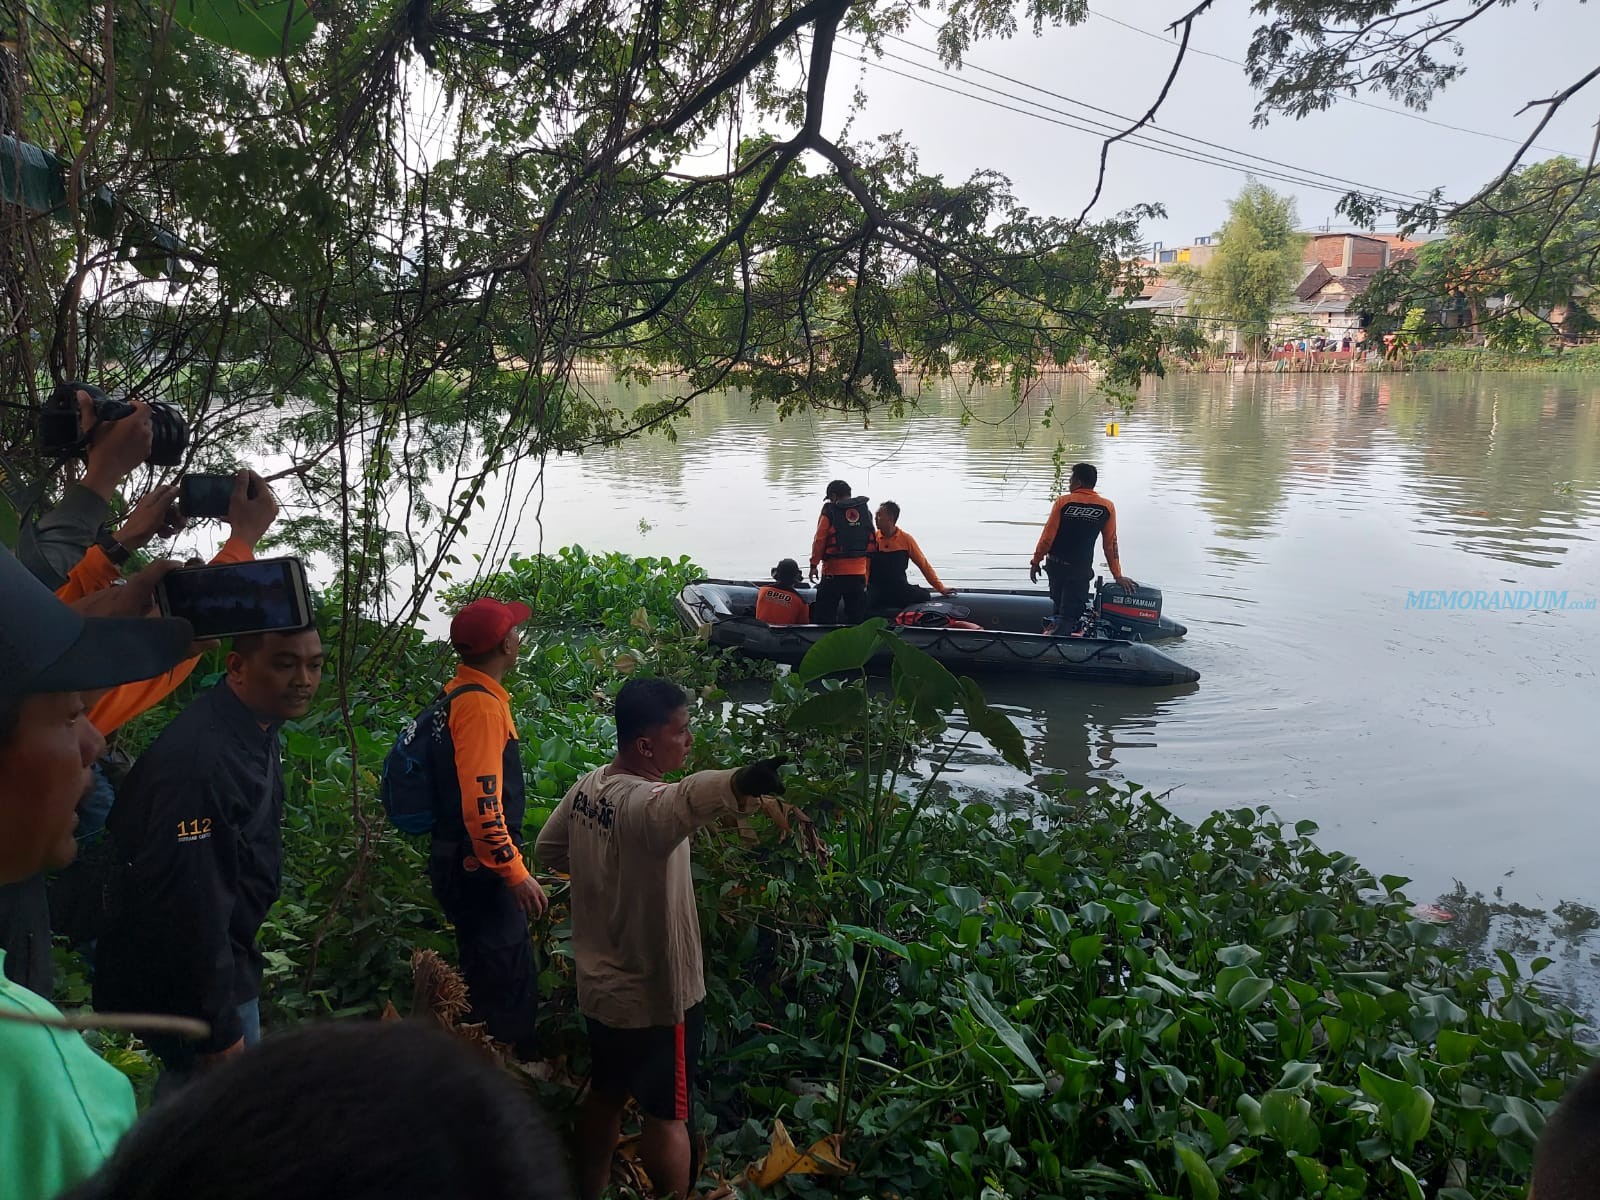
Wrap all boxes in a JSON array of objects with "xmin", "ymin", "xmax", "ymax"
[{"xmin": 145, "ymin": 402, "xmax": 189, "ymax": 467}]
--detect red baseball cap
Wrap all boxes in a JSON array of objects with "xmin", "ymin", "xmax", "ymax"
[{"xmin": 449, "ymin": 597, "xmax": 532, "ymax": 656}]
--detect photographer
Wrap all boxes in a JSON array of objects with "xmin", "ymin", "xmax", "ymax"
[
  {"xmin": 22, "ymin": 389, "xmax": 162, "ymax": 591},
  {"xmin": 0, "ymin": 470, "xmax": 279, "ymax": 997},
  {"xmin": 0, "ymin": 546, "xmax": 194, "ymax": 1200}
]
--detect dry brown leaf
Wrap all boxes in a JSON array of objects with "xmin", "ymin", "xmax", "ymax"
[
  {"xmin": 379, "ymin": 1001, "xmax": 402, "ymax": 1023},
  {"xmin": 746, "ymin": 1119, "xmax": 853, "ymax": 1189}
]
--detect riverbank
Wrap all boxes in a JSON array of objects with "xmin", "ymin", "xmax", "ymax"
[
  {"xmin": 565, "ymin": 345, "xmax": 1600, "ymax": 384},
  {"xmin": 81, "ymin": 549, "xmax": 1595, "ymax": 1198}
]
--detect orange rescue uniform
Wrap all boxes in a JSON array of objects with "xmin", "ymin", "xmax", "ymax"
[
  {"xmin": 1030, "ymin": 487, "xmax": 1123, "ymax": 578},
  {"xmin": 755, "ymin": 585, "xmax": 810, "ymax": 625},
  {"xmin": 810, "ymin": 510, "xmax": 873, "ymax": 578},
  {"xmin": 443, "ymin": 664, "xmax": 530, "ymax": 886},
  {"xmin": 871, "ymin": 528, "xmax": 946, "ymax": 592}
]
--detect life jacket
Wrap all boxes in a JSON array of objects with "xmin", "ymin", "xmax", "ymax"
[
  {"xmin": 1048, "ymin": 490, "xmax": 1113, "ymax": 567},
  {"xmin": 823, "ymin": 497, "xmax": 873, "ymax": 558},
  {"xmin": 869, "ymin": 543, "xmax": 911, "ymax": 592},
  {"xmin": 895, "ymin": 607, "xmax": 981, "ymax": 631}
]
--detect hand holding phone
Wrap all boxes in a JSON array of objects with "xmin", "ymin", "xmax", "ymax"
[
  {"xmin": 154, "ymin": 557, "xmax": 313, "ymax": 640},
  {"xmin": 179, "ymin": 473, "xmax": 242, "ymax": 519}
]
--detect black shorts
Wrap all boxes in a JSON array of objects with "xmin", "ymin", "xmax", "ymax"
[{"xmin": 586, "ymin": 1002, "xmax": 704, "ymax": 1122}]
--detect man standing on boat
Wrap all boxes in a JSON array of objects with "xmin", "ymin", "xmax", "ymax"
[
  {"xmin": 868, "ymin": 501, "xmax": 954, "ymax": 610},
  {"xmin": 1029, "ymin": 463, "xmax": 1137, "ymax": 635},
  {"xmin": 809, "ymin": 479, "xmax": 875, "ymax": 625}
]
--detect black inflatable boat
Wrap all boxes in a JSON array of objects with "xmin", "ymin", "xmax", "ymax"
[{"xmin": 674, "ymin": 580, "xmax": 1200, "ymax": 687}]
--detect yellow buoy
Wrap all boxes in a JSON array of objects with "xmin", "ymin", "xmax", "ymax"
[{"xmin": 1106, "ymin": 422, "xmax": 1120, "ymax": 437}]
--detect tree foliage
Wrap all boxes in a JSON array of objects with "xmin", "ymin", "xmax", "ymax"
[
  {"xmin": 1361, "ymin": 156, "xmax": 1600, "ymax": 346},
  {"xmin": 1175, "ymin": 181, "xmax": 1305, "ymax": 353}
]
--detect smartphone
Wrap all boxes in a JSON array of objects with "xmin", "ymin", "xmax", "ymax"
[
  {"xmin": 155, "ymin": 557, "xmax": 314, "ymax": 639},
  {"xmin": 178, "ymin": 473, "xmax": 243, "ymax": 519}
]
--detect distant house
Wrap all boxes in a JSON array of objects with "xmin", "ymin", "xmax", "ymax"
[{"xmin": 1127, "ymin": 229, "xmax": 1439, "ymax": 349}]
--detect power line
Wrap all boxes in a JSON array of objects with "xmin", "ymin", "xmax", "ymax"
[
  {"xmin": 872, "ymin": 33, "xmax": 1430, "ymax": 205},
  {"xmin": 1085, "ymin": 5, "xmax": 1583, "ymax": 159},
  {"xmin": 841, "ymin": 42, "xmax": 1427, "ymax": 208}
]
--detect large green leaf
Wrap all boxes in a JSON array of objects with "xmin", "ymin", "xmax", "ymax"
[
  {"xmin": 0, "ymin": 135, "xmax": 66, "ymax": 214},
  {"xmin": 797, "ymin": 618, "xmax": 886, "ymax": 681},
  {"xmin": 1358, "ymin": 1065, "xmax": 1435, "ymax": 1152},
  {"xmin": 956, "ymin": 676, "xmax": 1030, "ymax": 773},
  {"xmin": 787, "ymin": 686, "xmax": 866, "ymax": 730},
  {"xmin": 169, "ymin": 0, "xmax": 317, "ymax": 59},
  {"xmin": 884, "ymin": 635, "xmax": 960, "ymax": 723},
  {"xmin": 1175, "ymin": 1143, "xmax": 1219, "ymax": 1200},
  {"xmin": 963, "ymin": 977, "xmax": 1045, "ymax": 1080}
]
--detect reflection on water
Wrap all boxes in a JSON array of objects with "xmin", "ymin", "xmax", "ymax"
[{"xmin": 471, "ymin": 371, "xmax": 1600, "ymax": 916}]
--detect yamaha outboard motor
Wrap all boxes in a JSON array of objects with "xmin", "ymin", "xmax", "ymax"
[{"xmin": 1095, "ymin": 579, "xmax": 1165, "ymax": 639}]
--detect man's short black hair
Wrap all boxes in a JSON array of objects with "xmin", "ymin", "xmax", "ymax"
[
  {"xmin": 1071, "ymin": 462, "xmax": 1098, "ymax": 489},
  {"xmin": 1534, "ymin": 1058, "xmax": 1600, "ymax": 1200},
  {"xmin": 878, "ymin": 500, "xmax": 901, "ymax": 520},
  {"xmin": 58, "ymin": 1021, "xmax": 571, "ymax": 1200},
  {"xmin": 615, "ymin": 678, "xmax": 688, "ymax": 746},
  {"xmin": 232, "ymin": 625, "xmax": 321, "ymax": 657},
  {"xmin": 825, "ymin": 479, "xmax": 852, "ymax": 499}
]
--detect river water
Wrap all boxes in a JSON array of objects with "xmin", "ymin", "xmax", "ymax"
[{"xmin": 476, "ymin": 371, "xmax": 1600, "ymax": 928}]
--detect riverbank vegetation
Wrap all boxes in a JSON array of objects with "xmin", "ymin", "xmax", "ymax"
[{"xmin": 80, "ymin": 549, "xmax": 1594, "ymax": 1198}]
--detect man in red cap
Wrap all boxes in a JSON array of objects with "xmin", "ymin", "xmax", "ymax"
[{"xmin": 428, "ymin": 596, "xmax": 548, "ymax": 1056}]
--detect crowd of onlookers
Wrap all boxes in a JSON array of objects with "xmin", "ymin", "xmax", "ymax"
[{"xmin": 1, "ymin": 390, "xmax": 1596, "ymax": 1199}]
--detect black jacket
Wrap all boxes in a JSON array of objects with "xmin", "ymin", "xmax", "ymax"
[{"xmin": 94, "ymin": 681, "xmax": 286, "ymax": 1052}]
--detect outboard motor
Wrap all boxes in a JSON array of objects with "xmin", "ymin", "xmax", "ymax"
[{"xmin": 1095, "ymin": 579, "xmax": 1164, "ymax": 639}]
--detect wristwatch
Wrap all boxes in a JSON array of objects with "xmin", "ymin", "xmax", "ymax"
[{"xmin": 95, "ymin": 526, "xmax": 132, "ymax": 567}]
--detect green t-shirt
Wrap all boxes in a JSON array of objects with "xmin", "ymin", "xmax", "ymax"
[{"xmin": 0, "ymin": 951, "xmax": 136, "ymax": 1200}]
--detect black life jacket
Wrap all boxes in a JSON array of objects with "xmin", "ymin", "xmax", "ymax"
[
  {"xmin": 1049, "ymin": 493, "xmax": 1112, "ymax": 566},
  {"xmin": 823, "ymin": 497, "xmax": 873, "ymax": 558}
]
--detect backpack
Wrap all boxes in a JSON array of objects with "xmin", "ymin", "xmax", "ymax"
[
  {"xmin": 380, "ymin": 684, "xmax": 489, "ymax": 835},
  {"xmin": 824, "ymin": 497, "xmax": 873, "ymax": 557}
]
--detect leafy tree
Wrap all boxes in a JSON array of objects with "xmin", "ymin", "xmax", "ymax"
[
  {"xmin": 1361, "ymin": 156, "xmax": 1600, "ymax": 346},
  {"xmin": 1174, "ymin": 181, "xmax": 1305, "ymax": 355}
]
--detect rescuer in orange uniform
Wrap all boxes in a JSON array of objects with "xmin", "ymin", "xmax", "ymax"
[
  {"xmin": 868, "ymin": 500, "xmax": 954, "ymax": 610},
  {"xmin": 754, "ymin": 559, "xmax": 810, "ymax": 625},
  {"xmin": 809, "ymin": 479, "xmax": 875, "ymax": 625},
  {"xmin": 1029, "ymin": 462, "xmax": 1137, "ymax": 634},
  {"xmin": 428, "ymin": 598, "xmax": 548, "ymax": 1057}
]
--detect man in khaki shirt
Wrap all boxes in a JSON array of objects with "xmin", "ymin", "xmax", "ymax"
[{"xmin": 536, "ymin": 678, "xmax": 784, "ymax": 1200}]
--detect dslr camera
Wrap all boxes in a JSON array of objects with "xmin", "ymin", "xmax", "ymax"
[{"xmin": 37, "ymin": 381, "xmax": 189, "ymax": 467}]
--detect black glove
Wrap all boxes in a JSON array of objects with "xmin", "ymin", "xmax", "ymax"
[{"xmin": 734, "ymin": 755, "xmax": 788, "ymax": 799}]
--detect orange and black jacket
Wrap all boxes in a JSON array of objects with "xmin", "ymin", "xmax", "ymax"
[
  {"xmin": 437, "ymin": 665, "xmax": 529, "ymax": 885},
  {"xmin": 1030, "ymin": 488, "xmax": 1123, "ymax": 577},
  {"xmin": 54, "ymin": 536, "xmax": 257, "ymax": 736},
  {"xmin": 870, "ymin": 528, "xmax": 946, "ymax": 594},
  {"xmin": 810, "ymin": 498, "xmax": 876, "ymax": 577},
  {"xmin": 755, "ymin": 585, "xmax": 810, "ymax": 625}
]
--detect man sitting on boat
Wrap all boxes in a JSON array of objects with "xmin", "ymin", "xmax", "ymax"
[
  {"xmin": 1028, "ymin": 462, "xmax": 1137, "ymax": 635},
  {"xmin": 868, "ymin": 501, "xmax": 955, "ymax": 611},
  {"xmin": 754, "ymin": 559, "xmax": 810, "ymax": 626}
]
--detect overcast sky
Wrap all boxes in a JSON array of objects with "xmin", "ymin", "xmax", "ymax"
[{"xmin": 820, "ymin": 0, "xmax": 1599, "ymax": 248}]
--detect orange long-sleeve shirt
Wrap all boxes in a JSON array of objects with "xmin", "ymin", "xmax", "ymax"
[
  {"xmin": 444, "ymin": 665, "xmax": 530, "ymax": 887},
  {"xmin": 1030, "ymin": 488, "xmax": 1123, "ymax": 578},
  {"xmin": 872, "ymin": 528, "xmax": 946, "ymax": 592},
  {"xmin": 810, "ymin": 510, "xmax": 873, "ymax": 578},
  {"xmin": 84, "ymin": 536, "xmax": 256, "ymax": 735},
  {"xmin": 54, "ymin": 545, "xmax": 121, "ymax": 604}
]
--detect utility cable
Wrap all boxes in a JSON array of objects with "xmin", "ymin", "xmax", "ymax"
[
  {"xmin": 845, "ymin": 50, "xmax": 1426, "ymax": 207},
  {"xmin": 871, "ymin": 33, "xmax": 1430, "ymax": 205},
  {"xmin": 1084, "ymin": 4, "xmax": 1584, "ymax": 159}
]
